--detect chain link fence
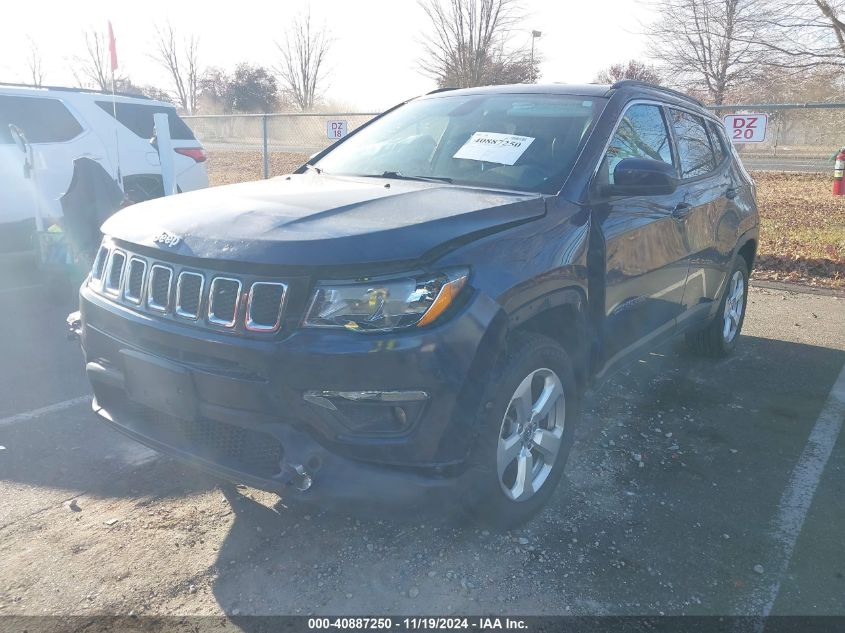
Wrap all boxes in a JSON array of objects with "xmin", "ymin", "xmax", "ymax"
[
  {"xmin": 709, "ymin": 103, "xmax": 845, "ymax": 173},
  {"xmin": 183, "ymin": 112, "xmax": 378, "ymax": 180},
  {"xmin": 184, "ymin": 103, "xmax": 845, "ymax": 181}
]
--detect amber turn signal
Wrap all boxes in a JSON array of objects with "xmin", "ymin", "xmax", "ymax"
[{"xmin": 416, "ymin": 274, "xmax": 468, "ymax": 328}]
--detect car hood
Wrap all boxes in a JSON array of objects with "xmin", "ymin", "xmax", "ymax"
[{"xmin": 102, "ymin": 174, "xmax": 546, "ymax": 267}]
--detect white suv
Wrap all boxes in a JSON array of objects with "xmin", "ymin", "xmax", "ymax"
[{"xmin": 0, "ymin": 84, "xmax": 209, "ymax": 255}]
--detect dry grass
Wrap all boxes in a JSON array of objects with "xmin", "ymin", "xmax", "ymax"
[
  {"xmin": 206, "ymin": 150, "xmax": 310, "ymax": 186},
  {"xmin": 205, "ymin": 150, "xmax": 845, "ymax": 288},
  {"xmin": 752, "ymin": 172, "xmax": 844, "ymax": 288}
]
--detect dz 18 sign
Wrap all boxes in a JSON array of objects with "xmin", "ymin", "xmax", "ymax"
[
  {"xmin": 723, "ymin": 114, "xmax": 767, "ymax": 143},
  {"xmin": 327, "ymin": 120, "xmax": 348, "ymax": 139}
]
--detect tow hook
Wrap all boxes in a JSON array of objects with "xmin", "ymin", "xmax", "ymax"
[
  {"xmin": 284, "ymin": 463, "xmax": 312, "ymax": 492},
  {"xmin": 66, "ymin": 311, "xmax": 82, "ymax": 341}
]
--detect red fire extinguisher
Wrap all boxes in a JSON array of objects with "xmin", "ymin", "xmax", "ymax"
[{"xmin": 834, "ymin": 147, "xmax": 845, "ymax": 196}]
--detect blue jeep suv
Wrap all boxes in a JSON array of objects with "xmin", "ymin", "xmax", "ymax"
[{"xmin": 72, "ymin": 81, "xmax": 759, "ymax": 527}]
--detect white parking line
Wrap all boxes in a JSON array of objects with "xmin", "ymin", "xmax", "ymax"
[
  {"xmin": 745, "ymin": 362, "xmax": 845, "ymax": 617},
  {"xmin": 0, "ymin": 395, "xmax": 91, "ymax": 429}
]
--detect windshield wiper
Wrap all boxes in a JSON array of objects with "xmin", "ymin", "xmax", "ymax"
[{"xmin": 364, "ymin": 171, "xmax": 453, "ymax": 184}]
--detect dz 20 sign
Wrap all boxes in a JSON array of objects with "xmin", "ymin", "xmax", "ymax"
[{"xmin": 723, "ymin": 113, "xmax": 768, "ymax": 143}]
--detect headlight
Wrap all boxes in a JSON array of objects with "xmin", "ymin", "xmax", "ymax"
[{"xmin": 303, "ymin": 268, "xmax": 468, "ymax": 332}]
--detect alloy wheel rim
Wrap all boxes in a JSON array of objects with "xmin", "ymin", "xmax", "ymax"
[
  {"xmin": 497, "ymin": 367, "xmax": 565, "ymax": 502},
  {"xmin": 723, "ymin": 270, "xmax": 745, "ymax": 343}
]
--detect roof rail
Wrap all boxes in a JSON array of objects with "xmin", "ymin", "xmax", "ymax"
[
  {"xmin": 426, "ymin": 87, "xmax": 459, "ymax": 95},
  {"xmin": 609, "ymin": 80, "xmax": 705, "ymax": 108},
  {"xmin": 0, "ymin": 81, "xmax": 152, "ymax": 101}
]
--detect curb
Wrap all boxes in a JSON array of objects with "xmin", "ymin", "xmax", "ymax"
[{"xmin": 751, "ymin": 280, "xmax": 845, "ymax": 298}]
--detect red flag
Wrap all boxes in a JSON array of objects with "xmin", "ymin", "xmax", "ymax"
[{"xmin": 108, "ymin": 21, "xmax": 118, "ymax": 71}]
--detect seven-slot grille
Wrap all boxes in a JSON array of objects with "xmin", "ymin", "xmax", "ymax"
[
  {"xmin": 104, "ymin": 251, "xmax": 125, "ymax": 294},
  {"xmin": 208, "ymin": 277, "xmax": 241, "ymax": 326},
  {"xmin": 124, "ymin": 258, "xmax": 146, "ymax": 304},
  {"xmin": 91, "ymin": 246, "xmax": 109, "ymax": 282},
  {"xmin": 90, "ymin": 246, "xmax": 288, "ymax": 334},
  {"xmin": 176, "ymin": 272, "xmax": 204, "ymax": 319},
  {"xmin": 246, "ymin": 282, "xmax": 286, "ymax": 331},
  {"xmin": 147, "ymin": 265, "xmax": 173, "ymax": 312}
]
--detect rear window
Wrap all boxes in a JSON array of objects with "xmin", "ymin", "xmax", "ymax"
[
  {"xmin": 706, "ymin": 120, "xmax": 729, "ymax": 164},
  {"xmin": 0, "ymin": 95, "xmax": 83, "ymax": 144},
  {"xmin": 95, "ymin": 101, "xmax": 196, "ymax": 140},
  {"xmin": 669, "ymin": 109, "xmax": 717, "ymax": 179}
]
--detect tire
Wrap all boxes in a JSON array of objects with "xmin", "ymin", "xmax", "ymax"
[
  {"xmin": 685, "ymin": 258, "xmax": 749, "ymax": 358},
  {"xmin": 461, "ymin": 332, "xmax": 579, "ymax": 530}
]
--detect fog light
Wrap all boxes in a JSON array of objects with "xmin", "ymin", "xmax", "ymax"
[
  {"xmin": 304, "ymin": 390, "xmax": 429, "ymax": 409},
  {"xmin": 303, "ymin": 390, "xmax": 428, "ymax": 435},
  {"xmin": 393, "ymin": 406, "xmax": 408, "ymax": 428}
]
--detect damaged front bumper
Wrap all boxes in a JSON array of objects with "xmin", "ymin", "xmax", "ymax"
[
  {"xmin": 76, "ymin": 284, "xmax": 506, "ymax": 507},
  {"xmin": 91, "ymin": 385, "xmax": 456, "ymax": 506}
]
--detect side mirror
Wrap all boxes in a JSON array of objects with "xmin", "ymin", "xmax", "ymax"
[
  {"xmin": 607, "ymin": 157, "xmax": 678, "ymax": 197},
  {"xmin": 149, "ymin": 135, "xmax": 159, "ymax": 151}
]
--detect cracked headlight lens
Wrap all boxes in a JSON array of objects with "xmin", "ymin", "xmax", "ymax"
[{"xmin": 303, "ymin": 269, "xmax": 468, "ymax": 332}]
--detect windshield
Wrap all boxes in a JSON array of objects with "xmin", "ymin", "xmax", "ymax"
[{"xmin": 315, "ymin": 93, "xmax": 605, "ymax": 194}]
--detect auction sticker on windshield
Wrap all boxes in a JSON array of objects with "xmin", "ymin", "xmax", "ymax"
[{"xmin": 453, "ymin": 132, "xmax": 535, "ymax": 165}]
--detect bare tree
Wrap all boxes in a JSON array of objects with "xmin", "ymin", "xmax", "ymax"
[
  {"xmin": 730, "ymin": 65, "xmax": 845, "ymax": 101},
  {"xmin": 815, "ymin": 1, "xmax": 845, "ymax": 60},
  {"xmin": 744, "ymin": 0, "xmax": 845, "ymax": 69},
  {"xmin": 112, "ymin": 77, "xmax": 174, "ymax": 102},
  {"xmin": 275, "ymin": 10, "xmax": 332, "ymax": 111},
  {"xmin": 418, "ymin": 0, "xmax": 537, "ymax": 88},
  {"xmin": 646, "ymin": 0, "xmax": 775, "ymax": 104},
  {"xmin": 594, "ymin": 59, "xmax": 661, "ymax": 84},
  {"xmin": 73, "ymin": 30, "xmax": 111, "ymax": 91},
  {"xmin": 151, "ymin": 24, "xmax": 201, "ymax": 113},
  {"xmin": 26, "ymin": 37, "xmax": 45, "ymax": 87},
  {"xmin": 198, "ymin": 66, "xmax": 232, "ymax": 112}
]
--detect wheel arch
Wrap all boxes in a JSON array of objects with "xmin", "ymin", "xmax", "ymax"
[
  {"xmin": 507, "ymin": 287, "xmax": 592, "ymax": 389},
  {"xmin": 738, "ymin": 236, "xmax": 757, "ymax": 272}
]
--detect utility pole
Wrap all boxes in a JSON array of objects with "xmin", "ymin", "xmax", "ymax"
[{"xmin": 530, "ymin": 30, "xmax": 542, "ymax": 81}]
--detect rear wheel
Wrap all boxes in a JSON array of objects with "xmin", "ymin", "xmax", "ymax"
[
  {"xmin": 685, "ymin": 258, "xmax": 749, "ymax": 357},
  {"xmin": 462, "ymin": 333, "xmax": 578, "ymax": 530}
]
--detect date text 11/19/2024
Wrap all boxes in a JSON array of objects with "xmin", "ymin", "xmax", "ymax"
[{"xmin": 307, "ymin": 617, "xmax": 528, "ymax": 630}]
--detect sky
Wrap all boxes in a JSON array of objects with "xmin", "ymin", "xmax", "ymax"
[{"xmin": 0, "ymin": 0, "xmax": 656, "ymax": 111}]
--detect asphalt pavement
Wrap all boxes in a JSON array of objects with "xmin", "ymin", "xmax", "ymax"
[{"xmin": 0, "ymin": 265, "xmax": 843, "ymax": 619}]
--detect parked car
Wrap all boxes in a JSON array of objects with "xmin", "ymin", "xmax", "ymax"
[
  {"xmin": 0, "ymin": 83, "xmax": 208, "ymax": 255},
  {"xmin": 70, "ymin": 81, "xmax": 758, "ymax": 528}
]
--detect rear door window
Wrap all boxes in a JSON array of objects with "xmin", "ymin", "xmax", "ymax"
[
  {"xmin": 0, "ymin": 95, "xmax": 83, "ymax": 144},
  {"xmin": 602, "ymin": 103, "xmax": 675, "ymax": 185},
  {"xmin": 95, "ymin": 101, "xmax": 196, "ymax": 140},
  {"xmin": 670, "ymin": 109, "xmax": 717, "ymax": 179},
  {"xmin": 706, "ymin": 120, "xmax": 729, "ymax": 164}
]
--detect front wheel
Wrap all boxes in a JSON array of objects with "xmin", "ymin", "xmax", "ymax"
[
  {"xmin": 686, "ymin": 258, "xmax": 749, "ymax": 357},
  {"xmin": 461, "ymin": 333, "xmax": 579, "ymax": 530}
]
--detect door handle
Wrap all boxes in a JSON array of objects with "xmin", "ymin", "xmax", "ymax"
[
  {"xmin": 725, "ymin": 186, "xmax": 738, "ymax": 200},
  {"xmin": 672, "ymin": 202, "xmax": 692, "ymax": 219}
]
